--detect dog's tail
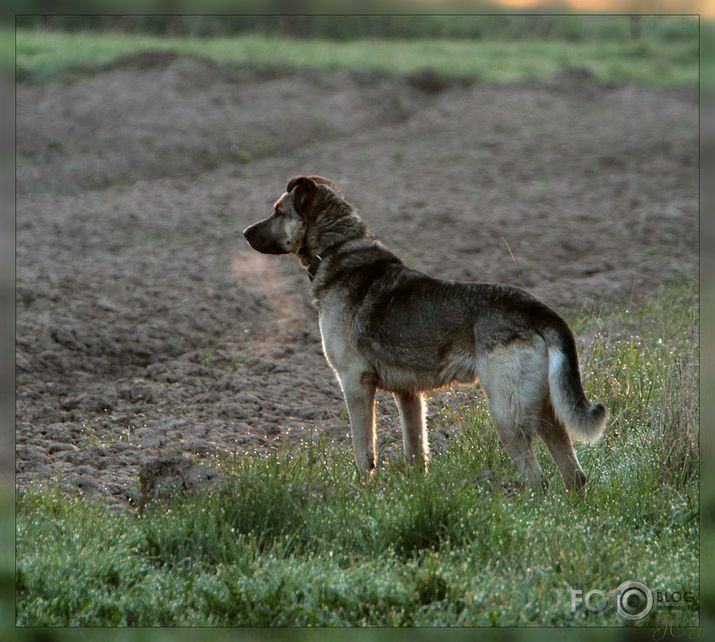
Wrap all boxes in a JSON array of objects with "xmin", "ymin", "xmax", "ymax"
[{"xmin": 545, "ymin": 325, "xmax": 607, "ymax": 443}]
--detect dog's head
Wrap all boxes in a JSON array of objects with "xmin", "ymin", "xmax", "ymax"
[{"xmin": 242, "ymin": 175, "xmax": 351, "ymax": 259}]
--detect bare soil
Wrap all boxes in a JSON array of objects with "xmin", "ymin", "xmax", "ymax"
[{"xmin": 15, "ymin": 56, "xmax": 698, "ymax": 505}]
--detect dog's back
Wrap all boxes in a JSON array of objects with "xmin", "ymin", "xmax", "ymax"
[{"xmin": 315, "ymin": 240, "xmax": 605, "ymax": 440}]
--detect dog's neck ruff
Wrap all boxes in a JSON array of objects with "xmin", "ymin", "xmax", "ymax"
[
  {"xmin": 306, "ymin": 242, "xmax": 345, "ymax": 281},
  {"xmin": 303, "ymin": 231, "xmax": 376, "ymax": 281}
]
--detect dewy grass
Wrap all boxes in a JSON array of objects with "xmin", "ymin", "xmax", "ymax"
[
  {"xmin": 16, "ymin": 281, "xmax": 699, "ymax": 625},
  {"xmin": 13, "ymin": 28, "xmax": 699, "ymax": 87}
]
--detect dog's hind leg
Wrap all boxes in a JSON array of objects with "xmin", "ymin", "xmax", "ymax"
[
  {"xmin": 340, "ymin": 374, "xmax": 377, "ymax": 474},
  {"xmin": 477, "ymin": 342, "xmax": 548, "ymax": 492},
  {"xmin": 537, "ymin": 403, "xmax": 587, "ymax": 491},
  {"xmin": 491, "ymin": 417, "xmax": 547, "ymax": 492},
  {"xmin": 394, "ymin": 391, "xmax": 428, "ymax": 471}
]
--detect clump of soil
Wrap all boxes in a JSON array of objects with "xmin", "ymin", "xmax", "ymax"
[
  {"xmin": 137, "ymin": 454, "xmax": 225, "ymax": 512},
  {"xmin": 15, "ymin": 54, "xmax": 698, "ymax": 505}
]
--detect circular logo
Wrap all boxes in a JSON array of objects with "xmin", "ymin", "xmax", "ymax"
[{"xmin": 615, "ymin": 580, "xmax": 653, "ymax": 621}]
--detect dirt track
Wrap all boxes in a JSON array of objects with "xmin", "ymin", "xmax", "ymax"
[{"xmin": 15, "ymin": 56, "xmax": 698, "ymax": 505}]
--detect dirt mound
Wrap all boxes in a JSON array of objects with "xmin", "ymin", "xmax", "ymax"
[
  {"xmin": 17, "ymin": 56, "xmax": 435, "ymax": 194},
  {"xmin": 15, "ymin": 55, "xmax": 698, "ymax": 505}
]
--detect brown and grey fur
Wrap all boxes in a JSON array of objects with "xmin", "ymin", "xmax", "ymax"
[{"xmin": 243, "ymin": 175, "xmax": 607, "ymax": 490}]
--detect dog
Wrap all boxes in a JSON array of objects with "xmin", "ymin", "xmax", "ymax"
[{"xmin": 243, "ymin": 175, "xmax": 606, "ymax": 490}]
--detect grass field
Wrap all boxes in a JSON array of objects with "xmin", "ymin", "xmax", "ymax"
[
  {"xmin": 13, "ymin": 27, "xmax": 699, "ymax": 87},
  {"xmin": 15, "ymin": 281, "xmax": 699, "ymax": 626}
]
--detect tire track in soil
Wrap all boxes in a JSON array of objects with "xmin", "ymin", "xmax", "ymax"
[
  {"xmin": 225, "ymin": 249, "xmax": 351, "ymax": 449},
  {"xmin": 231, "ymin": 252, "xmax": 311, "ymax": 357}
]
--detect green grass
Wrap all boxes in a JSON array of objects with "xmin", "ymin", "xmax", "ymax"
[
  {"xmin": 15, "ymin": 281, "xmax": 699, "ymax": 626},
  {"xmin": 14, "ymin": 14, "xmax": 700, "ymax": 42},
  {"xmin": 13, "ymin": 28, "xmax": 699, "ymax": 87}
]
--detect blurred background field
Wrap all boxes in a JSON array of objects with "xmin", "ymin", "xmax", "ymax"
[
  {"xmin": 16, "ymin": 12, "xmax": 700, "ymax": 40},
  {"xmin": 13, "ymin": 14, "xmax": 700, "ymax": 87}
]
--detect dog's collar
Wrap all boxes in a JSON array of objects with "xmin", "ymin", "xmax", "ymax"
[
  {"xmin": 305, "ymin": 242, "xmax": 347, "ymax": 282},
  {"xmin": 306, "ymin": 254, "xmax": 323, "ymax": 281}
]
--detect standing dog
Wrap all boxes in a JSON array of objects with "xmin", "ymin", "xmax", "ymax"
[{"xmin": 243, "ymin": 175, "xmax": 606, "ymax": 490}]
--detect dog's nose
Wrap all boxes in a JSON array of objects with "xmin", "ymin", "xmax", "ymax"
[{"xmin": 242, "ymin": 227, "xmax": 250, "ymax": 238}]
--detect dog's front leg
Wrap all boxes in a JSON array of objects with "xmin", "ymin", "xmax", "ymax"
[
  {"xmin": 394, "ymin": 391, "xmax": 428, "ymax": 471},
  {"xmin": 340, "ymin": 374, "xmax": 377, "ymax": 474}
]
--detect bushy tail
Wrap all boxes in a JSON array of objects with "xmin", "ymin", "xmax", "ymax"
[{"xmin": 546, "ymin": 329, "xmax": 607, "ymax": 443}]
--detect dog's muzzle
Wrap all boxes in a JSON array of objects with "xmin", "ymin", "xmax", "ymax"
[{"xmin": 243, "ymin": 219, "xmax": 286, "ymax": 255}]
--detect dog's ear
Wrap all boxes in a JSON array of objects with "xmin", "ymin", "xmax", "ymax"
[{"xmin": 286, "ymin": 176, "xmax": 318, "ymax": 214}]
